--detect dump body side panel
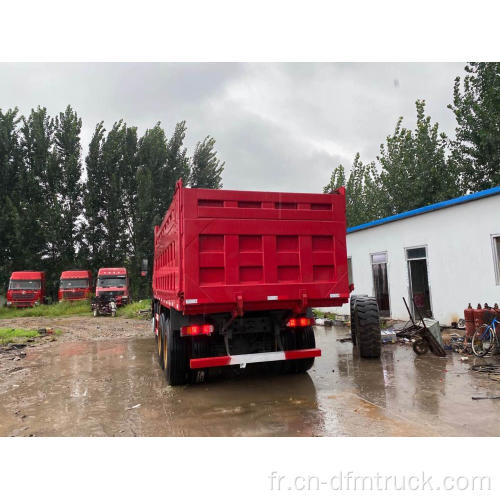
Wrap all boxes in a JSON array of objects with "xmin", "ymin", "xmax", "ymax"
[{"xmin": 153, "ymin": 185, "xmax": 183, "ymax": 310}]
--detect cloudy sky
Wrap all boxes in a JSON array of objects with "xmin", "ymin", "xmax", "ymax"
[{"xmin": 0, "ymin": 63, "xmax": 465, "ymax": 193}]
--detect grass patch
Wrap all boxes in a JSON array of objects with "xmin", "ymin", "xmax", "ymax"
[
  {"xmin": 312, "ymin": 309, "xmax": 337, "ymax": 320},
  {"xmin": 0, "ymin": 327, "xmax": 39, "ymax": 345},
  {"xmin": 0, "ymin": 300, "xmax": 91, "ymax": 319},
  {"xmin": 117, "ymin": 299, "xmax": 151, "ymax": 319}
]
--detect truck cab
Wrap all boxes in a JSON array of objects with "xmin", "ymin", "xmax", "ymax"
[
  {"xmin": 95, "ymin": 268, "xmax": 129, "ymax": 306},
  {"xmin": 6, "ymin": 271, "xmax": 46, "ymax": 307},
  {"xmin": 58, "ymin": 270, "xmax": 92, "ymax": 301}
]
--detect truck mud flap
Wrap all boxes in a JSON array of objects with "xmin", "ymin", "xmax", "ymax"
[{"xmin": 190, "ymin": 348, "xmax": 321, "ymax": 369}]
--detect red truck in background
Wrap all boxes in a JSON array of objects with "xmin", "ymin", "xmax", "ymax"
[
  {"xmin": 152, "ymin": 180, "xmax": 382, "ymax": 385},
  {"xmin": 95, "ymin": 267, "xmax": 129, "ymax": 306},
  {"xmin": 6, "ymin": 271, "xmax": 46, "ymax": 307},
  {"xmin": 58, "ymin": 270, "xmax": 92, "ymax": 301}
]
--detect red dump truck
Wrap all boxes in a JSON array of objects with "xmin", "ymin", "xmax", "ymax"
[
  {"xmin": 95, "ymin": 267, "xmax": 129, "ymax": 306},
  {"xmin": 152, "ymin": 180, "xmax": 381, "ymax": 385},
  {"xmin": 58, "ymin": 270, "xmax": 92, "ymax": 301},
  {"xmin": 6, "ymin": 271, "xmax": 46, "ymax": 307}
]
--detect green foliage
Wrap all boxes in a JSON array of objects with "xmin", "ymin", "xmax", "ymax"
[
  {"xmin": 323, "ymin": 164, "xmax": 345, "ymax": 193},
  {"xmin": 0, "ymin": 327, "xmax": 39, "ymax": 344},
  {"xmin": 449, "ymin": 62, "xmax": 500, "ymax": 191},
  {"xmin": 190, "ymin": 136, "xmax": 224, "ymax": 189},
  {"xmin": 53, "ymin": 106, "xmax": 84, "ymax": 267},
  {"xmin": 377, "ymin": 99, "xmax": 459, "ymax": 215},
  {"xmin": 324, "ymin": 154, "xmax": 383, "ymax": 227},
  {"xmin": 0, "ymin": 300, "xmax": 90, "ymax": 319},
  {"xmin": 0, "ymin": 107, "xmax": 23, "ymax": 287},
  {"xmin": 166, "ymin": 121, "xmax": 191, "ymax": 198},
  {"xmin": 117, "ymin": 299, "xmax": 151, "ymax": 319},
  {"xmin": 324, "ymin": 100, "xmax": 461, "ymax": 227}
]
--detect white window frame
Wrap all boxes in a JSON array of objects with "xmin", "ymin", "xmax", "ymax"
[
  {"xmin": 369, "ymin": 251, "xmax": 390, "ymax": 316},
  {"xmin": 347, "ymin": 256, "xmax": 353, "ymax": 286},
  {"xmin": 492, "ymin": 234, "xmax": 500, "ymax": 286},
  {"xmin": 404, "ymin": 244, "xmax": 433, "ymax": 318}
]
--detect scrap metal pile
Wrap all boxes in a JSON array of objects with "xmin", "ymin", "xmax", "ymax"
[{"xmin": 394, "ymin": 297, "xmax": 446, "ymax": 357}]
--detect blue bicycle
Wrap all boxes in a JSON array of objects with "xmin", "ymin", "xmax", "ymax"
[{"xmin": 472, "ymin": 316, "xmax": 499, "ymax": 357}]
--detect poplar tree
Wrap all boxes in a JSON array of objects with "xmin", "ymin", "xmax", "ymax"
[
  {"xmin": 190, "ymin": 136, "xmax": 224, "ymax": 189},
  {"xmin": 449, "ymin": 62, "xmax": 500, "ymax": 191},
  {"xmin": 0, "ymin": 108, "xmax": 23, "ymax": 287},
  {"xmin": 377, "ymin": 100, "xmax": 458, "ymax": 215},
  {"xmin": 165, "ymin": 121, "xmax": 191, "ymax": 202},
  {"xmin": 53, "ymin": 105, "xmax": 83, "ymax": 267}
]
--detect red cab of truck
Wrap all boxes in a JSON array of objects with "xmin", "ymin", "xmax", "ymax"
[
  {"xmin": 58, "ymin": 270, "xmax": 92, "ymax": 301},
  {"xmin": 152, "ymin": 180, "xmax": 351, "ymax": 385},
  {"xmin": 95, "ymin": 268, "xmax": 129, "ymax": 306},
  {"xmin": 6, "ymin": 271, "xmax": 46, "ymax": 307}
]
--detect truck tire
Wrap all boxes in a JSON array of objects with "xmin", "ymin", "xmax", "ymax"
[
  {"xmin": 353, "ymin": 296, "xmax": 381, "ymax": 359},
  {"xmin": 294, "ymin": 326, "xmax": 316, "ymax": 372},
  {"xmin": 278, "ymin": 329, "xmax": 297, "ymax": 374},
  {"xmin": 157, "ymin": 313, "xmax": 164, "ymax": 367},
  {"xmin": 161, "ymin": 314, "xmax": 188, "ymax": 386},
  {"xmin": 350, "ymin": 294, "xmax": 367, "ymax": 345},
  {"xmin": 189, "ymin": 336, "xmax": 210, "ymax": 383}
]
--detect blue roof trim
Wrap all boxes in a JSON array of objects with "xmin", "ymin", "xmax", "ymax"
[{"xmin": 347, "ymin": 185, "xmax": 500, "ymax": 234}]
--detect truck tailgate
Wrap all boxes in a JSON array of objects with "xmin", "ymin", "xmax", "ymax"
[{"xmin": 179, "ymin": 186, "xmax": 349, "ymax": 314}]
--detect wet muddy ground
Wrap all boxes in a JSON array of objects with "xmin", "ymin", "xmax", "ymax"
[{"xmin": 1, "ymin": 316, "xmax": 500, "ymax": 436}]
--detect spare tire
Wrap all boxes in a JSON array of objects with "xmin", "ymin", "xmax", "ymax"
[
  {"xmin": 353, "ymin": 296, "xmax": 381, "ymax": 358},
  {"xmin": 350, "ymin": 295, "xmax": 367, "ymax": 345}
]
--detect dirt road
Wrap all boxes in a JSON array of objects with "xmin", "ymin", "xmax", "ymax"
[{"xmin": 1, "ymin": 315, "xmax": 499, "ymax": 436}]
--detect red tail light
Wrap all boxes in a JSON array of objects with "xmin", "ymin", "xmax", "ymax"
[
  {"xmin": 286, "ymin": 317, "xmax": 315, "ymax": 328},
  {"xmin": 181, "ymin": 324, "xmax": 214, "ymax": 336}
]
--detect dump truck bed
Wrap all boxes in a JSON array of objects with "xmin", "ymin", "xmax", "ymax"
[{"xmin": 153, "ymin": 181, "xmax": 349, "ymax": 315}]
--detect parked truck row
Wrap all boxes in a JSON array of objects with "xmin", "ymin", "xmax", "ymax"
[
  {"xmin": 151, "ymin": 180, "xmax": 382, "ymax": 385},
  {"xmin": 6, "ymin": 267, "xmax": 130, "ymax": 308}
]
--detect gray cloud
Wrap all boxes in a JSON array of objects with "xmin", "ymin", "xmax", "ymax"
[{"xmin": 0, "ymin": 62, "xmax": 465, "ymax": 192}]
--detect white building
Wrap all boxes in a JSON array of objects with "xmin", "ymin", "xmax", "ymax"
[{"xmin": 334, "ymin": 186, "xmax": 500, "ymax": 325}]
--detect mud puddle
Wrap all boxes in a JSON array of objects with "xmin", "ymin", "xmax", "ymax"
[{"xmin": 1, "ymin": 325, "xmax": 500, "ymax": 436}]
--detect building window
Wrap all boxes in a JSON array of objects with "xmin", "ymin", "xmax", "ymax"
[
  {"xmin": 347, "ymin": 257, "xmax": 353, "ymax": 286},
  {"xmin": 406, "ymin": 246, "xmax": 432, "ymax": 318},
  {"xmin": 370, "ymin": 252, "xmax": 390, "ymax": 316},
  {"xmin": 493, "ymin": 235, "xmax": 500, "ymax": 285}
]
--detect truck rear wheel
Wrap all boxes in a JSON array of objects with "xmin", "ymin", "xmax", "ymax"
[
  {"xmin": 353, "ymin": 296, "xmax": 381, "ymax": 358},
  {"xmin": 294, "ymin": 326, "xmax": 316, "ymax": 372},
  {"xmin": 189, "ymin": 336, "xmax": 210, "ymax": 383},
  {"xmin": 279, "ymin": 329, "xmax": 296, "ymax": 374},
  {"xmin": 350, "ymin": 294, "xmax": 367, "ymax": 345},
  {"xmin": 279, "ymin": 326, "xmax": 316, "ymax": 373},
  {"xmin": 157, "ymin": 314, "xmax": 164, "ymax": 367},
  {"xmin": 161, "ymin": 314, "xmax": 188, "ymax": 386}
]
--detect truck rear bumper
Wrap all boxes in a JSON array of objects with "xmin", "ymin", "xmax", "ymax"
[{"xmin": 190, "ymin": 348, "xmax": 321, "ymax": 369}]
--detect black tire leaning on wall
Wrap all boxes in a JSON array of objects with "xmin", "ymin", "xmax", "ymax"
[
  {"xmin": 353, "ymin": 296, "xmax": 381, "ymax": 359},
  {"xmin": 350, "ymin": 294, "xmax": 367, "ymax": 345}
]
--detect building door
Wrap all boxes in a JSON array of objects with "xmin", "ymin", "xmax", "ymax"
[
  {"xmin": 371, "ymin": 252, "xmax": 390, "ymax": 317},
  {"xmin": 406, "ymin": 247, "xmax": 432, "ymax": 318}
]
